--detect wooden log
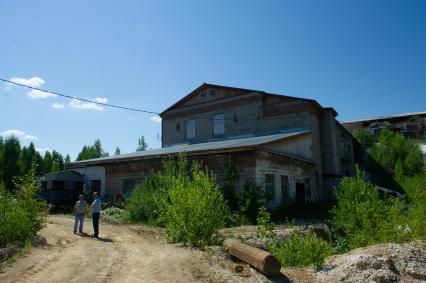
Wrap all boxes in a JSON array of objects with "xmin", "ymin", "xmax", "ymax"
[{"xmin": 224, "ymin": 239, "xmax": 281, "ymax": 277}]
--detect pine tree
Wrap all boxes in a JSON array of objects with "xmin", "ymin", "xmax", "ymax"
[
  {"xmin": 0, "ymin": 136, "xmax": 21, "ymax": 191},
  {"xmin": 115, "ymin": 147, "xmax": 121, "ymax": 155},
  {"xmin": 64, "ymin": 154, "xmax": 71, "ymax": 169},
  {"xmin": 136, "ymin": 136, "xmax": 148, "ymax": 152}
]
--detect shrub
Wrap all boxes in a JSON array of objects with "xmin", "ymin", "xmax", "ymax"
[
  {"xmin": 126, "ymin": 177, "xmax": 167, "ymax": 224},
  {"xmin": 329, "ymin": 167, "xmax": 424, "ymax": 252},
  {"xmin": 236, "ymin": 182, "xmax": 263, "ymax": 224},
  {"xmin": 256, "ymin": 206, "xmax": 275, "ymax": 239},
  {"xmin": 0, "ymin": 169, "xmax": 47, "ymax": 248},
  {"xmin": 269, "ymin": 231, "xmax": 331, "ymax": 268},
  {"xmin": 101, "ymin": 206, "xmax": 130, "ymax": 224},
  {"xmin": 127, "ymin": 155, "xmax": 230, "ymax": 247},
  {"xmin": 161, "ymin": 160, "xmax": 229, "ymax": 247}
]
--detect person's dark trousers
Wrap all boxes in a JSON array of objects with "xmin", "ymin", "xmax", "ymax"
[{"xmin": 92, "ymin": 213, "xmax": 100, "ymax": 238}]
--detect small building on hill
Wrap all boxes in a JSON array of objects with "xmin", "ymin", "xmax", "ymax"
[
  {"xmin": 68, "ymin": 83, "xmax": 356, "ymax": 207},
  {"xmin": 342, "ymin": 111, "xmax": 426, "ymax": 139}
]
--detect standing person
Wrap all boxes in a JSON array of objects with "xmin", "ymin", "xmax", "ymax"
[
  {"xmin": 90, "ymin": 192, "xmax": 102, "ymax": 238},
  {"xmin": 74, "ymin": 194, "xmax": 88, "ymax": 234}
]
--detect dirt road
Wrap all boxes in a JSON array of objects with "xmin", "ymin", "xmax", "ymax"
[{"xmin": 0, "ymin": 215, "xmax": 239, "ymax": 283}]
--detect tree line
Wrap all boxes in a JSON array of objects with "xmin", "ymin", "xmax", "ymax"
[{"xmin": 0, "ymin": 135, "xmax": 148, "ymax": 192}]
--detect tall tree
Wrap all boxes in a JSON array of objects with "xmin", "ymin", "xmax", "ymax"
[
  {"xmin": 64, "ymin": 154, "xmax": 71, "ymax": 169},
  {"xmin": 136, "ymin": 136, "xmax": 148, "ymax": 152},
  {"xmin": 51, "ymin": 150, "xmax": 64, "ymax": 172},
  {"xmin": 0, "ymin": 136, "xmax": 21, "ymax": 191},
  {"xmin": 18, "ymin": 142, "xmax": 37, "ymax": 175},
  {"xmin": 368, "ymin": 129, "xmax": 424, "ymax": 177},
  {"xmin": 76, "ymin": 139, "xmax": 109, "ymax": 161},
  {"xmin": 42, "ymin": 151, "xmax": 53, "ymax": 174},
  {"xmin": 115, "ymin": 147, "xmax": 121, "ymax": 156}
]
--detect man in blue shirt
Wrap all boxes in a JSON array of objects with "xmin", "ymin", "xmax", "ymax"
[{"xmin": 90, "ymin": 192, "xmax": 102, "ymax": 238}]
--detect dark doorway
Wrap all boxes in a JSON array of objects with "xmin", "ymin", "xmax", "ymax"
[
  {"xmin": 296, "ymin": 182, "xmax": 305, "ymax": 205},
  {"xmin": 90, "ymin": 180, "xmax": 101, "ymax": 194}
]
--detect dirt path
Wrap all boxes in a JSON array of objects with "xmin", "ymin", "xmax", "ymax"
[{"xmin": 0, "ymin": 215, "xmax": 236, "ymax": 283}]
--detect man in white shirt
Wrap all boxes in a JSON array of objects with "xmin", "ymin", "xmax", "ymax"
[{"xmin": 73, "ymin": 194, "xmax": 88, "ymax": 234}]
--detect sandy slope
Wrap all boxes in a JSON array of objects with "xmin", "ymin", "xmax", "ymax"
[{"xmin": 0, "ymin": 215, "xmax": 231, "ymax": 283}]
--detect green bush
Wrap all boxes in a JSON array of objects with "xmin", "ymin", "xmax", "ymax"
[
  {"xmin": 126, "ymin": 177, "xmax": 167, "ymax": 224},
  {"xmin": 269, "ymin": 231, "xmax": 331, "ymax": 268},
  {"xmin": 329, "ymin": 167, "xmax": 424, "ymax": 252},
  {"xmin": 0, "ymin": 169, "xmax": 47, "ymax": 248},
  {"xmin": 256, "ymin": 206, "xmax": 275, "ymax": 239},
  {"xmin": 161, "ymin": 160, "xmax": 229, "ymax": 247},
  {"xmin": 101, "ymin": 206, "xmax": 130, "ymax": 224},
  {"xmin": 127, "ymin": 155, "xmax": 230, "ymax": 247},
  {"xmin": 236, "ymin": 182, "xmax": 263, "ymax": 224}
]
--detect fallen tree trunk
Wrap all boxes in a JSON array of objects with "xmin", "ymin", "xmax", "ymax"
[{"xmin": 224, "ymin": 239, "xmax": 281, "ymax": 277}]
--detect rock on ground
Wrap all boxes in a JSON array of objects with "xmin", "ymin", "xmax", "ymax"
[
  {"xmin": 31, "ymin": 236, "xmax": 47, "ymax": 247},
  {"xmin": 316, "ymin": 243, "xmax": 426, "ymax": 282},
  {"xmin": 0, "ymin": 246, "xmax": 20, "ymax": 261}
]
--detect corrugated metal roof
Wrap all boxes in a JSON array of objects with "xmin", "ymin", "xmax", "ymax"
[
  {"xmin": 71, "ymin": 130, "xmax": 311, "ymax": 166},
  {"xmin": 341, "ymin": 111, "xmax": 426, "ymax": 124}
]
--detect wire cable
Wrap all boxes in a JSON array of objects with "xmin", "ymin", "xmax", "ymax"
[
  {"xmin": 0, "ymin": 78, "xmax": 160, "ymax": 115},
  {"xmin": 1, "ymin": 78, "xmax": 315, "ymax": 122}
]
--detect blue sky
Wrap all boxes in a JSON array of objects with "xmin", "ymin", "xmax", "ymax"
[{"xmin": 1, "ymin": 0, "xmax": 425, "ymax": 159}]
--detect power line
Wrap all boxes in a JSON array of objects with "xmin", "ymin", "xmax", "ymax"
[
  {"xmin": 0, "ymin": 78, "xmax": 160, "ymax": 115},
  {"xmin": 1, "ymin": 78, "xmax": 314, "ymax": 122}
]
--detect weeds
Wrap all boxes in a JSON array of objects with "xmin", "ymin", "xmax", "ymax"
[
  {"xmin": 269, "ymin": 231, "xmax": 331, "ymax": 268},
  {"xmin": 0, "ymin": 168, "xmax": 47, "ymax": 248}
]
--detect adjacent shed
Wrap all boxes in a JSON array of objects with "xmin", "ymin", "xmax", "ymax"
[{"xmin": 38, "ymin": 170, "xmax": 84, "ymax": 206}]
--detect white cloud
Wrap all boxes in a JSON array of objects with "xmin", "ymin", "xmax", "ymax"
[
  {"xmin": 52, "ymin": 102, "xmax": 65, "ymax": 109},
  {"xmin": 69, "ymin": 97, "xmax": 107, "ymax": 111},
  {"xmin": 6, "ymin": 76, "xmax": 56, "ymax": 99},
  {"xmin": 36, "ymin": 148, "xmax": 51, "ymax": 153},
  {"xmin": 0, "ymin": 129, "xmax": 38, "ymax": 140},
  {"xmin": 23, "ymin": 134, "xmax": 37, "ymax": 140},
  {"xmin": 9, "ymin": 77, "xmax": 44, "ymax": 88},
  {"xmin": 27, "ymin": 89, "xmax": 56, "ymax": 99},
  {"xmin": 150, "ymin": 116, "xmax": 162, "ymax": 123},
  {"xmin": 94, "ymin": 97, "xmax": 108, "ymax": 103}
]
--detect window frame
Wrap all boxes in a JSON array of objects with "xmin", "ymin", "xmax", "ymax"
[{"xmin": 213, "ymin": 113, "xmax": 225, "ymax": 136}]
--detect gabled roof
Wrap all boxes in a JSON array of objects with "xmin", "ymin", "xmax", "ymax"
[
  {"xmin": 69, "ymin": 130, "xmax": 312, "ymax": 167},
  {"xmin": 160, "ymin": 83, "xmax": 329, "ymax": 115}
]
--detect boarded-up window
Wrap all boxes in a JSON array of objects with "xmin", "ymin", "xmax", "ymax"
[
  {"xmin": 265, "ymin": 174, "xmax": 275, "ymax": 200},
  {"xmin": 280, "ymin": 175, "xmax": 289, "ymax": 203},
  {"xmin": 186, "ymin": 120, "xmax": 195, "ymax": 139},
  {"xmin": 213, "ymin": 114, "xmax": 225, "ymax": 135}
]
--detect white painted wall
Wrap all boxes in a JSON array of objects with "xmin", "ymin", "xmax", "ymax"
[{"xmin": 75, "ymin": 166, "xmax": 106, "ymax": 197}]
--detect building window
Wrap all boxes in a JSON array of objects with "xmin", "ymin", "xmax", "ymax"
[
  {"xmin": 186, "ymin": 119, "xmax": 195, "ymax": 139},
  {"xmin": 176, "ymin": 122, "xmax": 180, "ymax": 132},
  {"xmin": 265, "ymin": 174, "xmax": 275, "ymax": 200},
  {"xmin": 280, "ymin": 175, "xmax": 289, "ymax": 203},
  {"xmin": 213, "ymin": 114, "xmax": 225, "ymax": 136},
  {"xmin": 208, "ymin": 90, "xmax": 216, "ymax": 96}
]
